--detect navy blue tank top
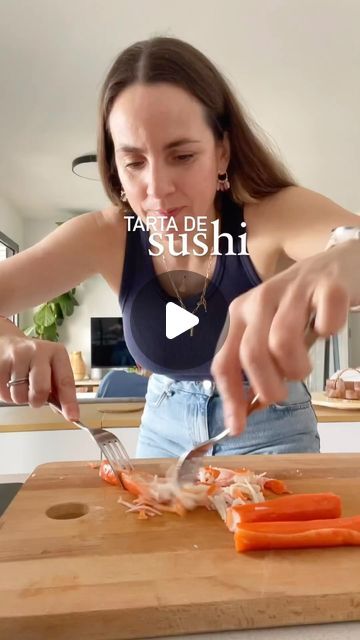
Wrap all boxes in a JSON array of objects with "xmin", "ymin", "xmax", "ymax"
[{"xmin": 119, "ymin": 196, "xmax": 262, "ymax": 380}]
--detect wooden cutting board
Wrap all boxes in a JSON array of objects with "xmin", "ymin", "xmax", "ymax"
[
  {"xmin": 2, "ymin": 454, "xmax": 360, "ymax": 639},
  {"xmin": 311, "ymin": 391, "xmax": 360, "ymax": 410}
]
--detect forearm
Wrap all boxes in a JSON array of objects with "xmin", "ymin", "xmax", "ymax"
[{"xmin": 333, "ymin": 239, "xmax": 360, "ymax": 308}]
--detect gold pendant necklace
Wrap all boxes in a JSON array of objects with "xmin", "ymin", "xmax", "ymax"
[{"xmin": 161, "ymin": 250, "xmax": 214, "ymax": 337}]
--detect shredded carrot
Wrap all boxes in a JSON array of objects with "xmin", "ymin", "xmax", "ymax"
[
  {"xmin": 263, "ymin": 479, "xmax": 291, "ymax": 494},
  {"xmin": 232, "ymin": 488, "xmax": 251, "ymax": 501},
  {"xmin": 207, "ymin": 485, "xmax": 221, "ymax": 496},
  {"xmin": 99, "ymin": 461, "xmax": 120, "ymax": 486},
  {"xmin": 203, "ymin": 466, "xmax": 221, "ymax": 479}
]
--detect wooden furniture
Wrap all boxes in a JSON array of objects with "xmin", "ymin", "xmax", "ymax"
[
  {"xmin": 315, "ymin": 405, "xmax": 360, "ymax": 422},
  {"xmin": 1, "ymin": 453, "xmax": 360, "ymax": 638},
  {"xmin": 0, "ymin": 401, "xmax": 145, "ymax": 433},
  {"xmin": 312, "ymin": 391, "xmax": 360, "ymax": 423},
  {"xmin": 0, "ymin": 392, "xmax": 359, "ymax": 435},
  {"xmin": 74, "ymin": 379, "xmax": 100, "ymax": 393}
]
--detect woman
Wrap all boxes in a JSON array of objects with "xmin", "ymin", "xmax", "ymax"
[{"xmin": 0, "ymin": 37, "xmax": 359, "ymax": 457}]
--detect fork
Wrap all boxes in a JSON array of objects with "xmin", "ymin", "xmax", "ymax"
[
  {"xmin": 48, "ymin": 395, "xmax": 134, "ymax": 484},
  {"xmin": 174, "ymin": 392, "xmax": 263, "ymax": 488},
  {"xmin": 174, "ymin": 319, "xmax": 319, "ymax": 488}
]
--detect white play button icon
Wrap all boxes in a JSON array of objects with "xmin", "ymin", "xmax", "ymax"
[
  {"xmin": 166, "ymin": 302, "xmax": 199, "ymax": 339},
  {"xmin": 130, "ymin": 268, "xmax": 230, "ymax": 370}
]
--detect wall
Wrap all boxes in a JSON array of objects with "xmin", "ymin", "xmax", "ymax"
[
  {"xmin": 348, "ymin": 212, "xmax": 360, "ymax": 369},
  {"xmin": 0, "ymin": 197, "xmax": 24, "ymax": 249},
  {"xmin": 0, "ymin": 197, "xmax": 25, "ymax": 325},
  {"xmin": 59, "ymin": 275, "xmax": 121, "ymax": 371},
  {"xmin": 349, "ymin": 313, "xmax": 360, "ymax": 369},
  {"xmin": 22, "ymin": 216, "xmax": 121, "ymax": 373}
]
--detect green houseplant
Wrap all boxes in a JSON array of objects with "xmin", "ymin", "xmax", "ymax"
[{"xmin": 24, "ymin": 289, "xmax": 79, "ymax": 341}]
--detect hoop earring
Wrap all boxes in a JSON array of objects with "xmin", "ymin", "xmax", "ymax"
[
  {"xmin": 120, "ymin": 189, "xmax": 128, "ymax": 202},
  {"xmin": 216, "ymin": 171, "xmax": 230, "ymax": 192}
]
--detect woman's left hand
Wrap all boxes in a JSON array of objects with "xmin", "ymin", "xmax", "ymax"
[{"xmin": 211, "ymin": 239, "xmax": 360, "ymax": 435}]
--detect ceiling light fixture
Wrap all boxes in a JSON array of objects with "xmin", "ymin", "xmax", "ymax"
[{"xmin": 72, "ymin": 154, "xmax": 100, "ymax": 180}]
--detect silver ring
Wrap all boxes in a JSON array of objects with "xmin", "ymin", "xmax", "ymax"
[{"xmin": 6, "ymin": 377, "xmax": 30, "ymax": 388}]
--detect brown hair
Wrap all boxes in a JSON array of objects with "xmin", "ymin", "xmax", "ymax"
[{"xmin": 97, "ymin": 36, "xmax": 296, "ymax": 209}]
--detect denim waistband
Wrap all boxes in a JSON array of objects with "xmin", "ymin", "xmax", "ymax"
[
  {"xmin": 149, "ymin": 373, "xmax": 218, "ymax": 397},
  {"xmin": 138, "ymin": 373, "xmax": 318, "ymax": 458},
  {"xmin": 148, "ymin": 372, "xmax": 312, "ymax": 405}
]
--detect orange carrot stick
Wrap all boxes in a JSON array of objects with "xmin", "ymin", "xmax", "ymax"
[
  {"xmin": 234, "ymin": 515, "xmax": 360, "ymax": 551},
  {"xmin": 226, "ymin": 493, "xmax": 341, "ymax": 530}
]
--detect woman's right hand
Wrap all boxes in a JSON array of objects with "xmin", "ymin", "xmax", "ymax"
[
  {"xmin": 0, "ymin": 331, "xmax": 79, "ymax": 421},
  {"xmin": 211, "ymin": 238, "xmax": 359, "ymax": 434}
]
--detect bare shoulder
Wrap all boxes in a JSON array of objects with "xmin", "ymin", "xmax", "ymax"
[
  {"xmin": 47, "ymin": 204, "xmax": 126, "ymax": 264},
  {"xmin": 89, "ymin": 205, "xmax": 126, "ymax": 242},
  {"xmin": 94, "ymin": 204, "xmax": 126, "ymax": 228},
  {"xmin": 265, "ymin": 185, "xmax": 353, "ymax": 217},
  {"xmin": 248, "ymin": 185, "xmax": 352, "ymax": 219},
  {"xmin": 90, "ymin": 205, "xmax": 127, "ymax": 292},
  {"xmin": 55, "ymin": 205, "xmax": 126, "ymax": 293},
  {"xmin": 248, "ymin": 186, "xmax": 359, "ymax": 261}
]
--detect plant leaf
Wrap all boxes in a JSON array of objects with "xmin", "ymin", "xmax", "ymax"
[
  {"xmin": 42, "ymin": 323, "xmax": 59, "ymax": 341},
  {"xmin": 30, "ymin": 288, "xmax": 80, "ymax": 342},
  {"xmin": 57, "ymin": 294, "xmax": 74, "ymax": 317},
  {"xmin": 68, "ymin": 292, "xmax": 79, "ymax": 306},
  {"xmin": 54, "ymin": 302, "xmax": 64, "ymax": 325},
  {"xmin": 34, "ymin": 304, "xmax": 56, "ymax": 327}
]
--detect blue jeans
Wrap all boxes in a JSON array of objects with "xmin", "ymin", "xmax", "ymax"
[{"xmin": 136, "ymin": 374, "xmax": 320, "ymax": 458}]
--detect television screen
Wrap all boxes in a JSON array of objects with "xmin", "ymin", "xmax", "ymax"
[{"xmin": 90, "ymin": 317, "xmax": 136, "ymax": 368}]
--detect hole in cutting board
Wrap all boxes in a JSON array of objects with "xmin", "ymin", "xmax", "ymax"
[{"xmin": 46, "ymin": 502, "xmax": 89, "ymax": 520}]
